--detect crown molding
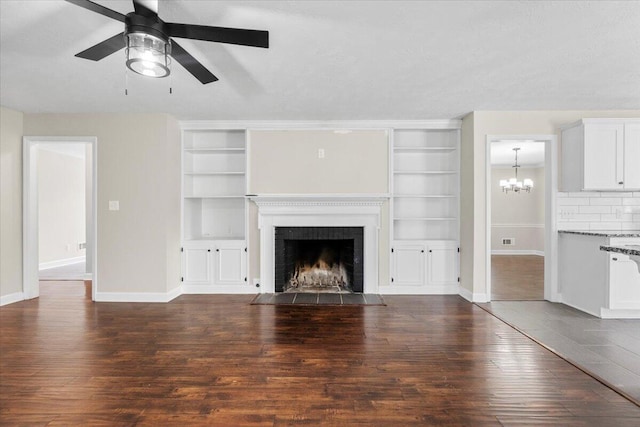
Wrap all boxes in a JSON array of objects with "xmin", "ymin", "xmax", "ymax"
[{"xmin": 179, "ymin": 120, "xmax": 462, "ymax": 130}]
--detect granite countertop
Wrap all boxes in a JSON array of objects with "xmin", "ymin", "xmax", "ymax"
[
  {"xmin": 600, "ymin": 245, "xmax": 640, "ymax": 256},
  {"xmin": 558, "ymin": 230, "xmax": 640, "ymax": 238}
]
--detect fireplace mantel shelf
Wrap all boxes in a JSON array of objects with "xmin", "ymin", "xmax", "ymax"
[{"xmin": 248, "ymin": 193, "xmax": 390, "ymax": 206}]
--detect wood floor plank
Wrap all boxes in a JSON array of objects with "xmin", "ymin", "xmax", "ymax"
[
  {"xmin": 1, "ymin": 282, "xmax": 639, "ymax": 425},
  {"xmin": 492, "ymin": 255, "xmax": 544, "ymax": 300}
]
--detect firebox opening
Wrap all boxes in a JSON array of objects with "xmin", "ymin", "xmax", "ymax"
[
  {"xmin": 275, "ymin": 227, "xmax": 364, "ymax": 293},
  {"xmin": 284, "ymin": 239, "xmax": 353, "ymax": 293}
]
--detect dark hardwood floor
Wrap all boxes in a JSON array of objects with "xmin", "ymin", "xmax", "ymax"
[
  {"xmin": 1, "ymin": 281, "xmax": 639, "ymax": 426},
  {"xmin": 491, "ymin": 255, "xmax": 544, "ymax": 300}
]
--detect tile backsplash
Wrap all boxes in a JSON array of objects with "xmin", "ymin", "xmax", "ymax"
[{"xmin": 558, "ymin": 192, "xmax": 640, "ymax": 231}]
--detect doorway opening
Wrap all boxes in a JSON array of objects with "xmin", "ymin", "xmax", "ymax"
[
  {"xmin": 485, "ymin": 135, "xmax": 558, "ymax": 302},
  {"xmin": 23, "ymin": 136, "xmax": 97, "ymax": 301}
]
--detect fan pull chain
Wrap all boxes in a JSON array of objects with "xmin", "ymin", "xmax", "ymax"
[
  {"xmin": 169, "ymin": 72, "xmax": 173, "ymax": 94},
  {"xmin": 125, "ymin": 67, "xmax": 129, "ymax": 96}
]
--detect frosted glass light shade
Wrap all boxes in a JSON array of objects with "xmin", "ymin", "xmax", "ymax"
[{"xmin": 126, "ymin": 33, "xmax": 171, "ymax": 78}]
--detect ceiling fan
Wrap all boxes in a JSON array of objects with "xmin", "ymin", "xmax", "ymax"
[{"xmin": 65, "ymin": 0, "xmax": 269, "ymax": 84}]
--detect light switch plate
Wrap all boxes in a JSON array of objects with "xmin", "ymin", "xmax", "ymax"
[{"xmin": 108, "ymin": 200, "xmax": 119, "ymax": 211}]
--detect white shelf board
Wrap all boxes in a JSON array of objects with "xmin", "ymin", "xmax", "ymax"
[
  {"xmin": 184, "ymin": 195, "xmax": 246, "ymax": 199},
  {"xmin": 394, "ymin": 147, "xmax": 456, "ymax": 153},
  {"xmin": 184, "ymin": 171, "xmax": 245, "ymax": 175},
  {"xmin": 184, "ymin": 236, "xmax": 246, "ymax": 241},
  {"xmin": 393, "ymin": 170, "xmax": 457, "ymax": 175},
  {"xmin": 184, "ymin": 148, "xmax": 245, "ymax": 153},
  {"xmin": 394, "ymin": 217, "xmax": 458, "ymax": 221},
  {"xmin": 394, "ymin": 194, "xmax": 456, "ymax": 198}
]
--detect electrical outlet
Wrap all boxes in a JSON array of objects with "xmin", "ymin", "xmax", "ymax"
[
  {"xmin": 502, "ymin": 238, "xmax": 515, "ymax": 246},
  {"xmin": 318, "ymin": 148, "xmax": 325, "ymax": 159},
  {"xmin": 108, "ymin": 200, "xmax": 119, "ymax": 211},
  {"xmin": 613, "ymin": 206, "xmax": 622, "ymax": 219}
]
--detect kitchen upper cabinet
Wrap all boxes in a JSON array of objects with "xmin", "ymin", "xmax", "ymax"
[{"xmin": 561, "ymin": 119, "xmax": 640, "ymax": 191}]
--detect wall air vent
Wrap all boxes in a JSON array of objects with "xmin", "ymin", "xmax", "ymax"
[{"xmin": 502, "ymin": 238, "xmax": 515, "ymax": 246}]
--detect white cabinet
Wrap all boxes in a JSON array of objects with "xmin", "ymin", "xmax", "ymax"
[
  {"xmin": 561, "ymin": 119, "xmax": 640, "ymax": 191},
  {"xmin": 558, "ymin": 233, "xmax": 640, "ymax": 318},
  {"xmin": 391, "ymin": 243, "xmax": 426, "ymax": 287},
  {"xmin": 182, "ymin": 241, "xmax": 212, "ymax": 285},
  {"xmin": 181, "ymin": 127, "xmax": 251, "ymax": 294},
  {"xmin": 426, "ymin": 241, "xmax": 459, "ymax": 286},
  {"xmin": 182, "ymin": 240, "xmax": 248, "ymax": 291},
  {"xmin": 608, "ymin": 252, "xmax": 640, "ymax": 311},
  {"xmin": 213, "ymin": 241, "xmax": 247, "ymax": 285},
  {"xmin": 390, "ymin": 240, "xmax": 459, "ymax": 293}
]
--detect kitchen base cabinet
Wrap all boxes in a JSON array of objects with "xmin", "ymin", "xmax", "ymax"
[{"xmin": 558, "ymin": 232, "xmax": 640, "ymax": 318}]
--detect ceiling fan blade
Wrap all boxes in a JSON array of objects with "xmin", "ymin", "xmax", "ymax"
[
  {"xmin": 75, "ymin": 33, "xmax": 126, "ymax": 61},
  {"xmin": 64, "ymin": 0, "xmax": 125, "ymax": 23},
  {"xmin": 132, "ymin": 0, "xmax": 158, "ymax": 18},
  {"xmin": 170, "ymin": 40, "xmax": 218, "ymax": 84},
  {"xmin": 167, "ymin": 23, "xmax": 269, "ymax": 48}
]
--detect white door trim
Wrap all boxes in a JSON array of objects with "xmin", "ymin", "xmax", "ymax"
[
  {"xmin": 485, "ymin": 134, "xmax": 559, "ymax": 302},
  {"xmin": 23, "ymin": 136, "xmax": 98, "ymax": 301}
]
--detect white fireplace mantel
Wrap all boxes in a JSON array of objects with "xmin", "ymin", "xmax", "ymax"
[{"xmin": 250, "ymin": 194, "xmax": 389, "ymax": 293}]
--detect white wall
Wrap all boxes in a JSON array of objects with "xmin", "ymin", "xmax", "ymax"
[
  {"xmin": 491, "ymin": 167, "xmax": 545, "ymax": 254},
  {"xmin": 460, "ymin": 110, "xmax": 640, "ymax": 300},
  {"xmin": 23, "ymin": 113, "xmax": 181, "ymax": 297},
  {"xmin": 0, "ymin": 106, "xmax": 24, "ymax": 302},
  {"xmin": 37, "ymin": 147, "xmax": 86, "ymax": 266},
  {"xmin": 247, "ymin": 129, "xmax": 390, "ymax": 286}
]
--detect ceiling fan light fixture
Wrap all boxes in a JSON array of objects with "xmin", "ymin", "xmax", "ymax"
[{"xmin": 125, "ymin": 32, "xmax": 171, "ymax": 78}]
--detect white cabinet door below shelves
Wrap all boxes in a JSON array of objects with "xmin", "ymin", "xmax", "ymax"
[
  {"xmin": 183, "ymin": 243, "xmax": 212, "ymax": 285},
  {"xmin": 391, "ymin": 244, "xmax": 425, "ymax": 286},
  {"xmin": 214, "ymin": 241, "xmax": 247, "ymax": 285},
  {"xmin": 427, "ymin": 243, "xmax": 458, "ymax": 286}
]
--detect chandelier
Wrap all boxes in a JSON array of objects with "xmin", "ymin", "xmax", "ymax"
[{"xmin": 500, "ymin": 148, "xmax": 533, "ymax": 193}]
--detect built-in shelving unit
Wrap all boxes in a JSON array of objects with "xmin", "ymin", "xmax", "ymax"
[
  {"xmin": 392, "ymin": 128, "xmax": 459, "ymax": 241},
  {"xmin": 183, "ymin": 130, "xmax": 246, "ymax": 240},
  {"xmin": 390, "ymin": 127, "xmax": 460, "ymax": 294},
  {"xmin": 181, "ymin": 127, "xmax": 249, "ymax": 293}
]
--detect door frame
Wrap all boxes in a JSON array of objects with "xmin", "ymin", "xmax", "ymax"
[
  {"xmin": 485, "ymin": 134, "xmax": 559, "ymax": 302},
  {"xmin": 23, "ymin": 136, "xmax": 98, "ymax": 301}
]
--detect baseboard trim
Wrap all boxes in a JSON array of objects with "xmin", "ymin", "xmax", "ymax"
[
  {"xmin": 39, "ymin": 256, "xmax": 85, "ymax": 271},
  {"xmin": 600, "ymin": 308, "xmax": 640, "ymax": 319},
  {"xmin": 491, "ymin": 250, "xmax": 544, "ymax": 256},
  {"xmin": 378, "ymin": 284, "xmax": 459, "ymax": 295},
  {"xmin": 0, "ymin": 292, "xmax": 25, "ymax": 306},
  {"xmin": 95, "ymin": 289, "xmax": 181, "ymax": 303},
  {"xmin": 458, "ymin": 286, "xmax": 488, "ymax": 303},
  {"xmin": 182, "ymin": 284, "xmax": 257, "ymax": 294}
]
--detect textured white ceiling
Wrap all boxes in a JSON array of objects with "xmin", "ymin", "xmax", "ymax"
[{"xmin": 1, "ymin": 0, "xmax": 639, "ymax": 120}]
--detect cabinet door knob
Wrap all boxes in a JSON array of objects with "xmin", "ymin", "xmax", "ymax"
[
  {"xmin": 613, "ymin": 257, "xmax": 618, "ymax": 261},
  {"xmin": 216, "ymin": 249, "xmax": 219, "ymax": 252},
  {"xmin": 619, "ymin": 181, "xmax": 624, "ymax": 185},
  {"xmin": 421, "ymin": 250, "xmax": 424, "ymax": 253},
  {"xmin": 429, "ymin": 250, "xmax": 432, "ymax": 253},
  {"xmin": 207, "ymin": 249, "xmax": 211, "ymax": 252}
]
